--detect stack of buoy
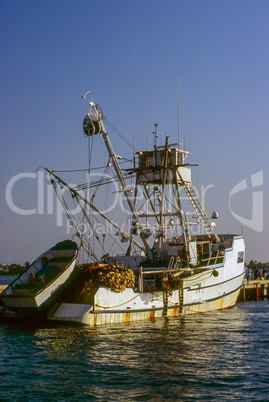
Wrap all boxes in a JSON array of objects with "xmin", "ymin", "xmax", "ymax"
[
  {"xmin": 79, "ymin": 264, "xmax": 135, "ymax": 301},
  {"xmin": 96, "ymin": 265, "xmax": 135, "ymax": 292}
]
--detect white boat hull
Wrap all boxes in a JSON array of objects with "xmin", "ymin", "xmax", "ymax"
[
  {"xmin": 50, "ymin": 237, "xmax": 245, "ymax": 326},
  {"xmin": 50, "ymin": 285, "xmax": 242, "ymax": 326}
]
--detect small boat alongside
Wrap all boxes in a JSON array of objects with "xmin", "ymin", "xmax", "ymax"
[{"xmin": 0, "ymin": 240, "xmax": 78, "ymax": 312}]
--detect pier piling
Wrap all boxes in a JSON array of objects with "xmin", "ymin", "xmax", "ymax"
[{"xmin": 239, "ymin": 279, "xmax": 269, "ymax": 302}]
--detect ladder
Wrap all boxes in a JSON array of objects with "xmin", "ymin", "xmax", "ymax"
[
  {"xmin": 183, "ymin": 182, "xmax": 220, "ymax": 242},
  {"xmin": 153, "ymin": 188, "xmax": 161, "ymax": 215}
]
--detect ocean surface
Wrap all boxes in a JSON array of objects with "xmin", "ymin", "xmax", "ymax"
[{"xmin": 0, "ymin": 276, "xmax": 269, "ymax": 401}]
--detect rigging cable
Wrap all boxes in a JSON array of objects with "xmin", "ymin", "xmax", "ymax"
[
  {"xmin": 51, "ymin": 158, "xmax": 133, "ymax": 174},
  {"xmin": 51, "ymin": 175, "xmax": 130, "ymax": 260},
  {"xmin": 192, "ymin": 173, "xmax": 224, "ymax": 240},
  {"xmin": 50, "ymin": 178, "xmax": 99, "ymax": 261},
  {"xmin": 72, "ymin": 171, "xmax": 136, "ymax": 192},
  {"xmin": 105, "ymin": 118, "xmax": 137, "ymax": 152},
  {"xmin": 50, "ymin": 179, "xmax": 81, "ymax": 239}
]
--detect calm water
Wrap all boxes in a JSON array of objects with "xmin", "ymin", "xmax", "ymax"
[{"xmin": 1, "ymin": 276, "xmax": 269, "ymax": 401}]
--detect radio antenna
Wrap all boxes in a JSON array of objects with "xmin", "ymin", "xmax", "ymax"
[{"xmin": 177, "ymin": 73, "xmax": 180, "ymax": 146}]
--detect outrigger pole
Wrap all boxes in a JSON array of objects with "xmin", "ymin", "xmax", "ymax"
[{"xmin": 39, "ymin": 167, "xmax": 147, "ymax": 254}]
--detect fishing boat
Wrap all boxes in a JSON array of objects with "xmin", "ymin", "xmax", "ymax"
[
  {"xmin": 36, "ymin": 93, "xmax": 245, "ymax": 326},
  {"xmin": 0, "ymin": 240, "xmax": 78, "ymax": 312}
]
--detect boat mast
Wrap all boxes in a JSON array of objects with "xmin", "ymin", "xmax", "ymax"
[
  {"xmin": 86, "ymin": 100, "xmax": 153, "ymax": 261},
  {"xmin": 173, "ymin": 170, "xmax": 189, "ymax": 262},
  {"xmin": 177, "ymin": 72, "xmax": 180, "ymax": 145},
  {"xmin": 158, "ymin": 136, "xmax": 169, "ymax": 257}
]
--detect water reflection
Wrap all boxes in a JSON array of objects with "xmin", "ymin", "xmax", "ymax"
[{"xmin": 0, "ymin": 302, "xmax": 268, "ymax": 400}]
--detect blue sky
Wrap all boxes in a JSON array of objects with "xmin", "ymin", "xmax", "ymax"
[{"xmin": 0, "ymin": 0, "xmax": 268, "ymax": 264}]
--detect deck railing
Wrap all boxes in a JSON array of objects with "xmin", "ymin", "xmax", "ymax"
[{"xmin": 201, "ymin": 249, "xmax": 225, "ymax": 266}]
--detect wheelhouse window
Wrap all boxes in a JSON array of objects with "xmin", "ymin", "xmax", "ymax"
[{"xmin": 237, "ymin": 251, "xmax": 244, "ymax": 263}]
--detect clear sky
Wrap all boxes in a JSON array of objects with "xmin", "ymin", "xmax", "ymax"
[{"xmin": 0, "ymin": 0, "xmax": 268, "ymax": 264}]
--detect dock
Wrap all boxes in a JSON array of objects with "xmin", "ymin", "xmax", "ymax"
[{"xmin": 238, "ymin": 279, "xmax": 269, "ymax": 302}]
